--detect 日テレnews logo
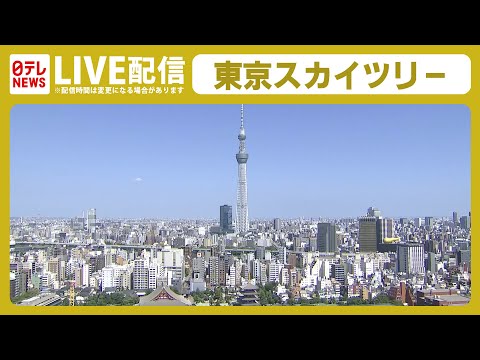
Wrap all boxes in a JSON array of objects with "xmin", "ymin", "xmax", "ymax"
[{"xmin": 10, "ymin": 54, "xmax": 50, "ymax": 94}]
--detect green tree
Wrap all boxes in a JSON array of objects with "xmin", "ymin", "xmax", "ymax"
[
  {"xmin": 346, "ymin": 297, "xmax": 366, "ymax": 306},
  {"xmin": 213, "ymin": 287, "xmax": 223, "ymax": 302},
  {"xmin": 97, "ymin": 297, "xmax": 107, "ymax": 306},
  {"xmin": 299, "ymin": 298, "xmax": 309, "ymax": 306},
  {"xmin": 372, "ymin": 293, "xmax": 391, "ymax": 305},
  {"xmin": 80, "ymin": 292, "xmax": 139, "ymax": 306},
  {"xmin": 11, "ymin": 289, "xmax": 40, "ymax": 304}
]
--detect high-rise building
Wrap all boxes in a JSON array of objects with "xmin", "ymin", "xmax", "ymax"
[
  {"xmin": 235, "ymin": 261, "xmax": 242, "ymax": 286},
  {"xmin": 460, "ymin": 216, "xmax": 471, "ymax": 230},
  {"xmin": 317, "ymin": 223, "xmax": 336, "ymax": 253},
  {"xmin": 367, "ymin": 207, "xmax": 381, "ymax": 218},
  {"xmin": 100, "ymin": 265, "xmax": 131, "ymax": 291},
  {"xmin": 358, "ymin": 216, "xmax": 377, "ymax": 252},
  {"xmin": 101, "ymin": 267, "xmax": 115, "ymax": 291},
  {"xmin": 453, "ymin": 211, "xmax": 459, "ymax": 224},
  {"xmin": 280, "ymin": 267, "xmax": 289, "ymax": 286},
  {"xmin": 287, "ymin": 253, "xmax": 297, "ymax": 268},
  {"xmin": 383, "ymin": 218, "xmax": 395, "ymax": 238},
  {"xmin": 10, "ymin": 273, "xmax": 18, "ymax": 299},
  {"xmin": 274, "ymin": 218, "xmax": 281, "ymax": 231},
  {"xmin": 87, "ymin": 208, "xmax": 97, "ymax": 237},
  {"xmin": 82, "ymin": 263, "xmax": 90, "ymax": 287},
  {"xmin": 253, "ymin": 260, "xmax": 267, "ymax": 285},
  {"xmin": 242, "ymin": 263, "xmax": 250, "ymax": 281},
  {"xmin": 218, "ymin": 255, "xmax": 227, "ymax": 286},
  {"xmin": 376, "ymin": 218, "xmax": 398, "ymax": 252},
  {"xmin": 71, "ymin": 216, "xmax": 85, "ymax": 231},
  {"xmin": 425, "ymin": 217, "xmax": 434, "ymax": 229},
  {"xmin": 399, "ymin": 218, "xmax": 408, "ymax": 226},
  {"xmin": 209, "ymin": 256, "xmax": 219, "ymax": 286},
  {"xmin": 74, "ymin": 267, "xmax": 83, "ymax": 288},
  {"xmin": 148, "ymin": 265, "xmax": 158, "ymax": 290},
  {"xmin": 426, "ymin": 252, "xmax": 436, "ymax": 272},
  {"xmin": 158, "ymin": 246, "xmax": 184, "ymax": 289},
  {"xmin": 457, "ymin": 249, "xmax": 471, "ymax": 268},
  {"xmin": 424, "ymin": 239, "xmax": 437, "ymax": 253},
  {"xmin": 228, "ymin": 264, "xmax": 236, "ymax": 288},
  {"xmin": 192, "ymin": 255, "xmax": 205, "ymax": 280},
  {"xmin": 236, "ymin": 105, "xmax": 249, "ymax": 234},
  {"xmin": 133, "ymin": 259, "xmax": 148, "ymax": 290},
  {"xmin": 268, "ymin": 261, "xmax": 282, "ymax": 283},
  {"xmin": 255, "ymin": 246, "xmax": 265, "ymax": 260},
  {"xmin": 334, "ymin": 263, "xmax": 346, "ymax": 284},
  {"xmin": 220, "ymin": 205, "xmax": 233, "ymax": 233},
  {"xmin": 47, "ymin": 258, "xmax": 62, "ymax": 282},
  {"xmin": 116, "ymin": 266, "xmax": 132, "ymax": 290},
  {"xmin": 414, "ymin": 217, "xmax": 422, "ymax": 228},
  {"xmin": 397, "ymin": 243, "xmax": 425, "ymax": 275}
]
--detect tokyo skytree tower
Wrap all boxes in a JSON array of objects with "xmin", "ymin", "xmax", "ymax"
[{"xmin": 236, "ymin": 104, "xmax": 249, "ymax": 234}]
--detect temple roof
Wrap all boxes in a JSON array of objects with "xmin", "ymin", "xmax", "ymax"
[
  {"xmin": 242, "ymin": 283, "xmax": 258, "ymax": 291},
  {"xmin": 139, "ymin": 286, "xmax": 192, "ymax": 306}
]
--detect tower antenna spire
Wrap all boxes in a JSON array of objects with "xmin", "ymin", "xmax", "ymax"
[{"xmin": 241, "ymin": 104, "xmax": 244, "ymax": 128}]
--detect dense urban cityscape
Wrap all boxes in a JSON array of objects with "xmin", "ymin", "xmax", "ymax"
[
  {"xmin": 10, "ymin": 105, "xmax": 471, "ymax": 306},
  {"xmin": 9, "ymin": 209, "xmax": 472, "ymax": 307}
]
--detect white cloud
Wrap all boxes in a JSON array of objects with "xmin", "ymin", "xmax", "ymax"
[{"xmin": 134, "ymin": 177, "xmax": 143, "ymax": 182}]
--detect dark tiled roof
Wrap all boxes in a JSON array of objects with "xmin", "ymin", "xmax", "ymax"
[{"xmin": 139, "ymin": 286, "xmax": 192, "ymax": 306}]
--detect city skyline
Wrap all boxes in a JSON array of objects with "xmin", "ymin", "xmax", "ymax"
[{"xmin": 10, "ymin": 104, "xmax": 470, "ymax": 219}]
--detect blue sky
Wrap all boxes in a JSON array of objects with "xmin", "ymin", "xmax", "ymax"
[{"xmin": 10, "ymin": 104, "xmax": 470, "ymax": 219}]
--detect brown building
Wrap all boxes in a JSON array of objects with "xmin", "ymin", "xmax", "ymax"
[
  {"xmin": 116, "ymin": 256, "xmax": 127, "ymax": 266},
  {"xmin": 388, "ymin": 282, "xmax": 407, "ymax": 303},
  {"xmin": 416, "ymin": 288, "xmax": 469, "ymax": 306},
  {"xmin": 406, "ymin": 286, "xmax": 415, "ymax": 306},
  {"xmin": 287, "ymin": 253, "xmax": 297, "ymax": 269},
  {"xmin": 218, "ymin": 255, "xmax": 227, "ymax": 286},
  {"xmin": 361, "ymin": 286, "xmax": 369, "ymax": 301},
  {"xmin": 291, "ymin": 284, "xmax": 301, "ymax": 299},
  {"xmin": 74, "ymin": 268, "xmax": 83, "ymax": 288}
]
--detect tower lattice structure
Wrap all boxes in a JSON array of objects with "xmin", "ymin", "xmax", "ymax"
[{"xmin": 236, "ymin": 105, "xmax": 249, "ymax": 234}]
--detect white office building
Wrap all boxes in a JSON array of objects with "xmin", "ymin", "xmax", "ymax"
[
  {"xmin": 159, "ymin": 246, "xmax": 184, "ymax": 288},
  {"xmin": 397, "ymin": 243, "xmax": 425, "ymax": 275},
  {"xmin": 268, "ymin": 261, "xmax": 282, "ymax": 283},
  {"xmin": 148, "ymin": 265, "xmax": 158, "ymax": 289},
  {"xmin": 102, "ymin": 267, "xmax": 115, "ymax": 290}
]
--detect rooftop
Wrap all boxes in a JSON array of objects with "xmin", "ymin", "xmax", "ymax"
[
  {"xmin": 139, "ymin": 286, "xmax": 192, "ymax": 306},
  {"xmin": 17, "ymin": 293, "xmax": 61, "ymax": 306},
  {"xmin": 242, "ymin": 283, "xmax": 258, "ymax": 291},
  {"xmin": 426, "ymin": 294, "xmax": 470, "ymax": 305}
]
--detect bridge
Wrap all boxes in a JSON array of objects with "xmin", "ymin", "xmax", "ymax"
[{"xmin": 11, "ymin": 241, "xmax": 148, "ymax": 250}]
